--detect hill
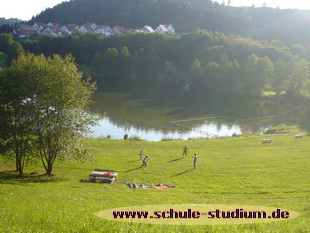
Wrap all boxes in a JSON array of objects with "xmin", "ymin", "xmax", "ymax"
[
  {"xmin": 0, "ymin": 17, "xmax": 21, "ymax": 26},
  {"xmin": 29, "ymin": 0, "xmax": 310, "ymax": 47}
]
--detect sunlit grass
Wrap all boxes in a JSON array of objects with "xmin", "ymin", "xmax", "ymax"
[{"xmin": 0, "ymin": 129, "xmax": 309, "ymax": 232}]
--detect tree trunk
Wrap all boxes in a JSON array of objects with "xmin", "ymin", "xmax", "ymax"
[
  {"xmin": 15, "ymin": 157, "xmax": 19, "ymax": 172},
  {"xmin": 18, "ymin": 166, "xmax": 23, "ymax": 177},
  {"xmin": 45, "ymin": 160, "xmax": 53, "ymax": 175},
  {"xmin": 15, "ymin": 154, "xmax": 24, "ymax": 177}
]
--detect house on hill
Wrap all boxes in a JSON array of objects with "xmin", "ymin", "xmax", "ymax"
[
  {"xmin": 40, "ymin": 26, "xmax": 70, "ymax": 36},
  {"xmin": 40, "ymin": 26, "xmax": 62, "ymax": 36},
  {"xmin": 15, "ymin": 24, "xmax": 37, "ymax": 37},
  {"xmin": 33, "ymin": 22, "xmax": 47, "ymax": 32},
  {"xmin": 155, "ymin": 24, "xmax": 175, "ymax": 34},
  {"xmin": 155, "ymin": 24, "xmax": 168, "ymax": 33},
  {"xmin": 47, "ymin": 22, "xmax": 62, "ymax": 28},
  {"xmin": 94, "ymin": 25, "xmax": 114, "ymax": 36},
  {"xmin": 166, "ymin": 24, "xmax": 175, "ymax": 34},
  {"xmin": 16, "ymin": 21, "xmax": 175, "ymax": 37},
  {"xmin": 140, "ymin": 25, "xmax": 155, "ymax": 33},
  {"xmin": 113, "ymin": 26, "xmax": 130, "ymax": 33},
  {"xmin": 79, "ymin": 23, "xmax": 97, "ymax": 33},
  {"xmin": 60, "ymin": 24, "xmax": 79, "ymax": 34}
]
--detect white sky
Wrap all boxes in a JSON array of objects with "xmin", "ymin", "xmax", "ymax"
[
  {"xmin": 0, "ymin": 0, "xmax": 68, "ymax": 21},
  {"xmin": 0, "ymin": 0, "xmax": 309, "ymax": 21},
  {"xmin": 214, "ymin": 0, "xmax": 309, "ymax": 9}
]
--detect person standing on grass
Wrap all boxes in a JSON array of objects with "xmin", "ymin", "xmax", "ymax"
[
  {"xmin": 183, "ymin": 146, "xmax": 188, "ymax": 157},
  {"xmin": 140, "ymin": 151, "xmax": 143, "ymax": 160},
  {"xmin": 193, "ymin": 154, "xmax": 198, "ymax": 169},
  {"xmin": 141, "ymin": 155, "xmax": 149, "ymax": 167}
]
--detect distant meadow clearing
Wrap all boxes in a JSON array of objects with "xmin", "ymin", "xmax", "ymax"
[{"xmin": 0, "ymin": 130, "xmax": 309, "ymax": 232}]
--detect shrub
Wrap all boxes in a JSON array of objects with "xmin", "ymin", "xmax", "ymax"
[
  {"xmin": 264, "ymin": 124, "xmax": 296, "ymax": 134},
  {"xmin": 129, "ymin": 135, "xmax": 143, "ymax": 141}
]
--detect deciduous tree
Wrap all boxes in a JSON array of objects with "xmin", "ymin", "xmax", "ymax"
[
  {"xmin": 0, "ymin": 57, "xmax": 38, "ymax": 176},
  {"xmin": 0, "ymin": 54, "xmax": 97, "ymax": 176}
]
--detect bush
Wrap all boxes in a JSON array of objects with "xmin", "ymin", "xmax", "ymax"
[
  {"xmin": 161, "ymin": 137, "xmax": 177, "ymax": 141},
  {"xmin": 129, "ymin": 135, "xmax": 143, "ymax": 141},
  {"xmin": 264, "ymin": 124, "xmax": 296, "ymax": 134}
]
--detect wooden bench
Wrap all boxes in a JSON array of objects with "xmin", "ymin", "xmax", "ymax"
[
  {"xmin": 262, "ymin": 138, "xmax": 273, "ymax": 143},
  {"xmin": 88, "ymin": 169, "xmax": 118, "ymax": 183},
  {"xmin": 295, "ymin": 134, "xmax": 304, "ymax": 139}
]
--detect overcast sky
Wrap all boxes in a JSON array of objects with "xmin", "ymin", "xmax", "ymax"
[
  {"xmin": 214, "ymin": 0, "xmax": 310, "ymax": 9},
  {"xmin": 1, "ymin": 0, "xmax": 309, "ymax": 21},
  {"xmin": 0, "ymin": 0, "xmax": 68, "ymax": 21}
]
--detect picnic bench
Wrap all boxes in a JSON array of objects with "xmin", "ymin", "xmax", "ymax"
[
  {"xmin": 262, "ymin": 138, "xmax": 273, "ymax": 143},
  {"xmin": 88, "ymin": 169, "xmax": 118, "ymax": 183}
]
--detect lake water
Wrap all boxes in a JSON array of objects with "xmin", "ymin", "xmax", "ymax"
[{"xmin": 88, "ymin": 90, "xmax": 306, "ymax": 141}]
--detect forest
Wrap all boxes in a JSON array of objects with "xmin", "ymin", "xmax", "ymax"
[
  {"xmin": 28, "ymin": 0, "xmax": 310, "ymax": 47},
  {"xmin": 15, "ymin": 30, "xmax": 310, "ymax": 98}
]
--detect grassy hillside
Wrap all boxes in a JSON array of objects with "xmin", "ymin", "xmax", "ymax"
[{"xmin": 0, "ymin": 131, "xmax": 309, "ymax": 232}]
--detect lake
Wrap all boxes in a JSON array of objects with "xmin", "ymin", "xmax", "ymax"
[{"xmin": 89, "ymin": 89, "xmax": 308, "ymax": 141}]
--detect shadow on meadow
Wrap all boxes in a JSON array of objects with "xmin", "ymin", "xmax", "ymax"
[
  {"xmin": 171, "ymin": 169, "xmax": 194, "ymax": 177},
  {"xmin": 127, "ymin": 159, "xmax": 140, "ymax": 163},
  {"xmin": 167, "ymin": 157, "xmax": 183, "ymax": 163},
  {"xmin": 125, "ymin": 166, "xmax": 143, "ymax": 172},
  {"xmin": 299, "ymin": 121, "xmax": 310, "ymax": 135},
  {"xmin": 0, "ymin": 170, "xmax": 67, "ymax": 184}
]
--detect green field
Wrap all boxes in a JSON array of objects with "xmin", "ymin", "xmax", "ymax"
[{"xmin": 0, "ymin": 130, "xmax": 309, "ymax": 232}]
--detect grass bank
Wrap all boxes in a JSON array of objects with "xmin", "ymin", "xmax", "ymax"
[{"xmin": 0, "ymin": 130, "xmax": 309, "ymax": 232}]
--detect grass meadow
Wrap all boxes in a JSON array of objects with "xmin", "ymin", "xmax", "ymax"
[{"xmin": 0, "ymin": 129, "xmax": 309, "ymax": 232}]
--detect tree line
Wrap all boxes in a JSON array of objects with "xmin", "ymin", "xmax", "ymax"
[{"xmin": 19, "ymin": 30, "xmax": 310, "ymax": 98}]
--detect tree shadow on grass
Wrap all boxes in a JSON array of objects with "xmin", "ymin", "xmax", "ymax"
[
  {"xmin": 167, "ymin": 157, "xmax": 183, "ymax": 163},
  {"xmin": 125, "ymin": 166, "xmax": 143, "ymax": 172},
  {"xmin": 171, "ymin": 169, "xmax": 194, "ymax": 177},
  {"xmin": 299, "ymin": 121, "xmax": 310, "ymax": 134},
  {"xmin": 0, "ymin": 170, "xmax": 67, "ymax": 185},
  {"xmin": 127, "ymin": 159, "xmax": 141, "ymax": 163}
]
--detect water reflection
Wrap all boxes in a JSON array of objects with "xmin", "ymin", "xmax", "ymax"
[{"xmin": 89, "ymin": 90, "xmax": 308, "ymax": 141}]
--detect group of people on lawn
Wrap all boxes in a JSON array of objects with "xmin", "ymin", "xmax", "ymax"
[
  {"xmin": 139, "ymin": 146, "xmax": 198, "ymax": 169},
  {"xmin": 182, "ymin": 146, "xmax": 198, "ymax": 169}
]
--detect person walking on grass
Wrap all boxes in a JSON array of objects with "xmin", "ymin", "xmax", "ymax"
[
  {"xmin": 140, "ymin": 151, "xmax": 143, "ymax": 160},
  {"xmin": 183, "ymin": 146, "xmax": 188, "ymax": 157},
  {"xmin": 193, "ymin": 154, "xmax": 198, "ymax": 169},
  {"xmin": 141, "ymin": 155, "xmax": 149, "ymax": 167}
]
